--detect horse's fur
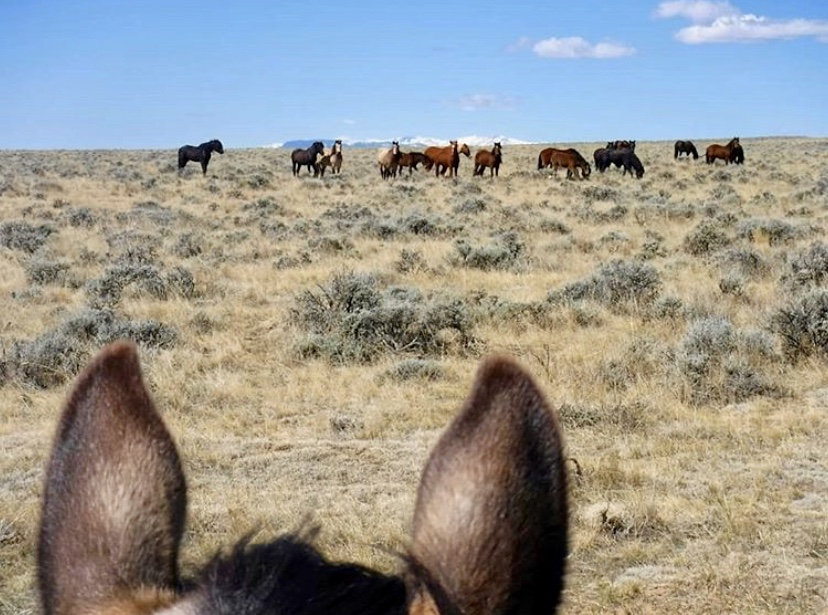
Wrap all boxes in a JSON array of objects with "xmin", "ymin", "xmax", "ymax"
[
  {"xmin": 539, "ymin": 147, "xmax": 591, "ymax": 180},
  {"xmin": 378, "ymin": 141, "xmax": 402, "ymax": 179},
  {"xmin": 473, "ymin": 142, "xmax": 502, "ymax": 177},
  {"xmin": 595, "ymin": 147, "xmax": 644, "ymax": 178},
  {"xmin": 674, "ymin": 140, "xmax": 699, "ymax": 160},
  {"xmin": 291, "ymin": 142, "xmax": 326, "ymax": 177},
  {"xmin": 398, "ymin": 151, "xmax": 432, "ymax": 175},
  {"xmin": 38, "ymin": 342, "xmax": 569, "ymax": 615},
  {"xmin": 424, "ymin": 142, "xmax": 470, "ymax": 177},
  {"xmin": 705, "ymin": 137, "xmax": 740, "ymax": 165},
  {"xmin": 318, "ymin": 140, "xmax": 343, "ymax": 177},
  {"xmin": 178, "ymin": 139, "xmax": 224, "ymax": 176},
  {"xmin": 729, "ymin": 143, "xmax": 745, "ymax": 165}
]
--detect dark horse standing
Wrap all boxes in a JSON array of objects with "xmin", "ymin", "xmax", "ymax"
[
  {"xmin": 291, "ymin": 141, "xmax": 326, "ymax": 177},
  {"xmin": 674, "ymin": 140, "xmax": 699, "ymax": 160},
  {"xmin": 178, "ymin": 139, "xmax": 224, "ymax": 176}
]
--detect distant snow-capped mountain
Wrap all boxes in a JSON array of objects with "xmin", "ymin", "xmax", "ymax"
[{"xmin": 268, "ymin": 135, "xmax": 534, "ymax": 149}]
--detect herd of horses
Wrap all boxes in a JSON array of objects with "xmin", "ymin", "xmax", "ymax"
[{"xmin": 177, "ymin": 136, "xmax": 745, "ymax": 180}]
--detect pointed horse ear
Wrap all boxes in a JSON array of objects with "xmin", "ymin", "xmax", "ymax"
[
  {"xmin": 407, "ymin": 356, "xmax": 569, "ymax": 615},
  {"xmin": 38, "ymin": 341, "xmax": 187, "ymax": 615}
]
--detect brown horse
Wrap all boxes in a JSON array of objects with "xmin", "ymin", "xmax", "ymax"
[
  {"xmin": 706, "ymin": 137, "xmax": 740, "ymax": 165},
  {"xmin": 425, "ymin": 141, "xmax": 471, "ymax": 176},
  {"xmin": 378, "ymin": 141, "xmax": 402, "ymax": 179},
  {"xmin": 318, "ymin": 139, "xmax": 343, "ymax": 176},
  {"xmin": 37, "ymin": 341, "xmax": 569, "ymax": 615},
  {"xmin": 539, "ymin": 147, "xmax": 591, "ymax": 180},
  {"xmin": 473, "ymin": 142, "xmax": 503, "ymax": 177},
  {"xmin": 398, "ymin": 151, "xmax": 432, "ymax": 175}
]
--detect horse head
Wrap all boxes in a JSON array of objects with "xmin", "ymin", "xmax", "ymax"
[
  {"xmin": 211, "ymin": 140, "xmax": 225, "ymax": 154},
  {"xmin": 459, "ymin": 143, "xmax": 471, "ymax": 157}
]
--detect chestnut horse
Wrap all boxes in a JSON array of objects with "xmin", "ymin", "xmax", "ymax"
[
  {"xmin": 37, "ymin": 341, "xmax": 569, "ymax": 615},
  {"xmin": 425, "ymin": 141, "xmax": 471, "ymax": 176},
  {"xmin": 473, "ymin": 142, "xmax": 503, "ymax": 177},
  {"xmin": 540, "ymin": 147, "xmax": 591, "ymax": 180},
  {"xmin": 705, "ymin": 137, "xmax": 740, "ymax": 165}
]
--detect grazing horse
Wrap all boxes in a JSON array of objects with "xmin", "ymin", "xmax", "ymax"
[
  {"xmin": 674, "ymin": 140, "xmax": 699, "ymax": 160},
  {"xmin": 291, "ymin": 141, "xmax": 326, "ymax": 177},
  {"xmin": 705, "ymin": 137, "xmax": 740, "ymax": 165},
  {"xmin": 473, "ymin": 142, "xmax": 503, "ymax": 177},
  {"xmin": 553, "ymin": 148, "xmax": 591, "ymax": 180},
  {"xmin": 318, "ymin": 139, "xmax": 343, "ymax": 177},
  {"xmin": 595, "ymin": 147, "xmax": 645, "ymax": 178},
  {"xmin": 398, "ymin": 151, "xmax": 432, "ymax": 175},
  {"xmin": 378, "ymin": 141, "xmax": 402, "ymax": 179},
  {"xmin": 178, "ymin": 139, "xmax": 224, "ymax": 176},
  {"xmin": 37, "ymin": 341, "xmax": 569, "ymax": 615}
]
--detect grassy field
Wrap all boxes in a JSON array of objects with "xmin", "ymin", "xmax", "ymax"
[{"xmin": 1, "ymin": 138, "xmax": 827, "ymax": 613}]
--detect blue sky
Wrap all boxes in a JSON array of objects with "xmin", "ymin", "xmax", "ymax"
[{"xmin": 2, "ymin": 0, "xmax": 826, "ymax": 149}]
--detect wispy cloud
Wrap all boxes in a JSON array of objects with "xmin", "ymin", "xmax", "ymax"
[
  {"xmin": 531, "ymin": 36, "xmax": 636, "ymax": 59},
  {"xmin": 655, "ymin": 1, "xmax": 828, "ymax": 44},
  {"xmin": 654, "ymin": 1, "xmax": 738, "ymax": 24},
  {"xmin": 454, "ymin": 93, "xmax": 517, "ymax": 111}
]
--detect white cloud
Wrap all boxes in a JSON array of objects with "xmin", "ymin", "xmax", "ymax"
[
  {"xmin": 655, "ymin": 1, "xmax": 737, "ymax": 24},
  {"xmin": 656, "ymin": 1, "xmax": 828, "ymax": 44},
  {"xmin": 506, "ymin": 36, "xmax": 533, "ymax": 53},
  {"xmin": 532, "ymin": 37, "xmax": 636, "ymax": 59},
  {"xmin": 455, "ymin": 93, "xmax": 517, "ymax": 111}
]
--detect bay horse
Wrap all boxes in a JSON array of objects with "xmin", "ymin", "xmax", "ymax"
[
  {"xmin": 540, "ymin": 148, "xmax": 591, "ymax": 180},
  {"xmin": 37, "ymin": 341, "xmax": 569, "ymax": 615},
  {"xmin": 318, "ymin": 139, "xmax": 343, "ymax": 177},
  {"xmin": 398, "ymin": 151, "xmax": 432, "ymax": 175},
  {"xmin": 378, "ymin": 141, "xmax": 402, "ymax": 179},
  {"xmin": 178, "ymin": 139, "xmax": 224, "ymax": 176},
  {"xmin": 705, "ymin": 137, "xmax": 740, "ymax": 165},
  {"xmin": 425, "ymin": 142, "xmax": 470, "ymax": 177},
  {"xmin": 674, "ymin": 140, "xmax": 699, "ymax": 160},
  {"xmin": 291, "ymin": 141, "xmax": 326, "ymax": 176},
  {"xmin": 473, "ymin": 142, "xmax": 503, "ymax": 177}
]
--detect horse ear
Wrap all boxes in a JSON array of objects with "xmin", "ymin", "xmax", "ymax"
[
  {"xmin": 407, "ymin": 356, "xmax": 568, "ymax": 615},
  {"xmin": 38, "ymin": 342, "xmax": 187, "ymax": 615}
]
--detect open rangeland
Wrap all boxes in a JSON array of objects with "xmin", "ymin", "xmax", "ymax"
[{"xmin": 1, "ymin": 138, "xmax": 827, "ymax": 614}]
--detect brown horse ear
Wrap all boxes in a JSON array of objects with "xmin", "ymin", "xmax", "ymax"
[
  {"xmin": 408, "ymin": 356, "xmax": 568, "ymax": 615},
  {"xmin": 38, "ymin": 341, "xmax": 187, "ymax": 615}
]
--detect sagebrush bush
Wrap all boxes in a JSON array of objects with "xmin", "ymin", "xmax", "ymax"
[
  {"xmin": 771, "ymin": 288, "xmax": 828, "ymax": 361},
  {"xmin": 781, "ymin": 241, "xmax": 828, "ymax": 290},
  {"xmin": 2, "ymin": 308, "xmax": 176, "ymax": 388},
  {"xmin": 452, "ymin": 231, "xmax": 526, "ymax": 272},
  {"xmin": 292, "ymin": 272, "xmax": 476, "ymax": 364},
  {"xmin": 0, "ymin": 221, "xmax": 55, "ymax": 254},
  {"xmin": 675, "ymin": 316, "xmax": 780, "ymax": 404},
  {"xmin": 383, "ymin": 359, "xmax": 445, "ymax": 382},
  {"xmin": 551, "ymin": 259, "xmax": 662, "ymax": 312},
  {"xmin": 683, "ymin": 219, "xmax": 731, "ymax": 256},
  {"xmin": 736, "ymin": 218, "xmax": 804, "ymax": 246}
]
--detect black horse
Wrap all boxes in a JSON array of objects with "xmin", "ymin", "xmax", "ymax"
[
  {"xmin": 730, "ymin": 144, "xmax": 745, "ymax": 165},
  {"xmin": 291, "ymin": 141, "xmax": 326, "ymax": 177},
  {"xmin": 674, "ymin": 140, "xmax": 699, "ymax": 160},
  {"xmin": 178, "ymin": 139, "xmax": 224, "ymax": 176},
  {"xmin": 595, "ymin": 147, "xmax": 645, "ymax": 178}
]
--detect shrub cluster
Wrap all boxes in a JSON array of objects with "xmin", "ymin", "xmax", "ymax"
[
  {"xmin": 292, "ymin": 272, "xmax": 476, "ymax": 364},
  {"xmin": 1, "ymin": 308, "xmax": 177, "ymax": 388}
]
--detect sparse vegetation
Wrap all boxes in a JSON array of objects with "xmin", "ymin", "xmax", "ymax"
[{"xmin": 1, "ymin": 140, "xmax": 827, "ymax": 615}]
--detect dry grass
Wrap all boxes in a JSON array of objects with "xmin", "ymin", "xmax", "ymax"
[{"xmin": 1, "ymin": 139, "xmax": 827, "ymax": 613}]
